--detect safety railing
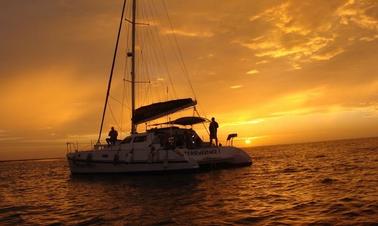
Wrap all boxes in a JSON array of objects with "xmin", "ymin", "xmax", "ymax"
[{"xmin": 66, "ymin": 142, "xmax": 94, "ymax": 154}]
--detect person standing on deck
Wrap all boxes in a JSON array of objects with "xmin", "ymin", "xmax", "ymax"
[
  {"xmin": 106, "ymin": 127, "xmax": 118, "ymax": 145},
  {"xmin": 209, "ymin": 117, "xmax": 219, "ymax": 146}
]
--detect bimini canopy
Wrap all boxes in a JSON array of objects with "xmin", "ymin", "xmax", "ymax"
[
  {"xmin": 150, "ymin": 116, "xmax": 208, "ymax": 126},
  {"xmin": 133, "ymin": 98, "xmax": 197, "ymax": 124},
  {"xmin": 171, "ymin": 116, "xmax": 207, "ymax": 126}
]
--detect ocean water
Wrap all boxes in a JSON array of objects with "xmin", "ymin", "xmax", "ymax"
[{"xmin": 0, "ymin": 137, "xmax": 377, "ymax": 225}]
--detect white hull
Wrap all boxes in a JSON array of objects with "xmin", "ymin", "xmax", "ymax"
[
  {"xmin": 66, "ymin": 129, "xmax": 252, "ymax": 174},
  {"xmin": 67, "ymin": 150, "xmax": 198, "ymax": 174},
  {"xmin": 66, "ymin": 146, "xmax": 251, "ymax": 174},
  {"xmin": 67, "ymin": 158, "xmax": 198, "ymax": 174},
  {"xmin": 184, "ymin": 146, "xmax": 252, "ymax": 166}
]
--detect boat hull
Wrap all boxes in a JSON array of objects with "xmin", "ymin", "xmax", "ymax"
[
  {"xmin": 66, "ymin": 148, "xmax": 199, "ymax": 174},
  {"xmin": 184, "ymin": 146, "xmax": 252, "ymax": 167},
  {"xmin": 67, "ymin": 158, "xmax": 198, "ymax": 174},
  {"xmin": 66, "ymin": 145, "xmax": 251, "ymax": 174}
]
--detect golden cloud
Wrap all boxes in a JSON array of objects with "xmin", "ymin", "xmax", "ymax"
[
  {"xmin": 246, "ymin": 69, "xmax": 259, "ymax": 75},
  {"xmin": 337, "ymin": 0, "xmax": 378, "ymax": 31},
  {"xmin": 311, "ymin": 48, "xmax": 345, "ymax": 61},
  {"xmin": 161, "ymin": 29, "xmax": 214, "ymax": 38},
  {"xmin": 230, "ymin": 85, "xmax": 243, "ymax": 89}
]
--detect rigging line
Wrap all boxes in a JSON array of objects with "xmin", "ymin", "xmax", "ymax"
[
  {"xmin": 195, "ymin": 108, "xmax": 210, "ymax": 136},
  {"xmin": 156, "ymin": 1, "xmax": 185, "ymax": 84},
  {"xmin": 146, "ymin": 1, "xmax": 165, "ymax": 99},
  {"xmin": 138, "ymin": 25, "xmax": 147, "ymax": 106},
  {"xmin": 120, "ymin": 17, "xmax": 131, "ymax": 136},
  {"xmin": 138, "ymin": 2, "xmax": 146, "ymax": 107},
  {"xmin": 120, "ymin": 10, "xmax": 132, "ymax": 136},
  {"xmin": 162, "ymin": 1, "xmax": 194, "ymax": 99},
  {"xmin": 141, "ymin": 1, "xmax": 154, "ymax": 105},
  {"xmin": 148, "ymin": 1, "xmax": 177, "ymax": 98},
  {"xmin": 145, "ymin": 1, "xmax": 169, "ymax": 102},
  {"xmin": 126, "ymin": 5, "xmax": 132, "ymax": 106},
  {"xmin": 144, "ymin": 21, "xmax": 158, "ymax": 103},
  {"xmin": 160, "ymin": 0, "xmax": 190, "ymax": 83},
  {"xmin": 110, "ymin": 95, "xmax": 131, "ymax": 110},
  {"xmin": 108, "ymin": 103, "xmax": 121, "ymax": 130},
  {"xmin": 145, "ymin": 19, "xmax": 164, "ymax": 102},
  {"xmin": 97, "ymin": 0, "xmax": 127, "ymax": 143},
  {"xmin": 140, "ymin": 15, "xmax": 149, "ymax": 105},
  {"xmin": 140, "ymin": 1, "xmax": 151, "ymax": 107},
  {"xmin": 141, "ymin": 4, "xmax": 152, "ymax": 81},
  {"xmin": 197, "ymin": 107, "xmax": 211, "ymax": 139},
  {"xmin": 145, "ymin": 1, "xmax": 165, "ymax": 102},
  {"xmin": 136, "ymin": 3, "xmax": 145, "ymax": 107},
  {"xmin": 142, "ymin": 32, "xmax": 152, "ymax": 104},
  {"xmin": 145, "ymin": 1, "xmax": 170, "ymax": 102},
  {"xmin": 153, "ymin": 3, "xmax": 184, "ymax": 102},
  {"xmin": 130, "ymin": 0, "xmax": 137, "ymax": 134},
  {"xmin": 162, "ymin": 0, "xmax": 197, "ymax": 100}
]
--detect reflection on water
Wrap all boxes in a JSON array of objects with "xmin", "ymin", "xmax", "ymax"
[{"xmin": 0, "ymin": 137, "xmax": 377, "ymax": 225}]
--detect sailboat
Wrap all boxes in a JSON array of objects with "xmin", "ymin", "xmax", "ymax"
[{"xmin": 66, "ymin": 0, "xmax": 252, "ymax": 174}]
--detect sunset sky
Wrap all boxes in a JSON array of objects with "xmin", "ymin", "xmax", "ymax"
[{"xmin": 0, "ymin": 0, "xmax": 377, "ymax": 160}]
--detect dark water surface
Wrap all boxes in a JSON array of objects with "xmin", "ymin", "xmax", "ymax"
[{"xmin": 1, "ymin": 138, "xmax": 377, "ymax": 225}]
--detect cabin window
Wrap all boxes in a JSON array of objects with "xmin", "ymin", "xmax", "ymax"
[
  {"xmin": 134, "ymin": 136, "xmax": 147, "ymax": 143},
  {"xmin": 122, "ymin": 136, "xmax": 133, "ymax": 143},
  {"xmin": 102, "ymin": 154, "xmax": 108, "ymax": 158}
]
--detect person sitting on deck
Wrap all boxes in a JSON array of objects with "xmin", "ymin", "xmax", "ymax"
[
  {"xmin": 209, "ymin": 117, "xmax": 219, "ymax": 146},
  {"xmin": 106, "ymin": 127, "xmax": 118, "ymax": 145}
]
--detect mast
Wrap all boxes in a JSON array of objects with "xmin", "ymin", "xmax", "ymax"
[
  {"xmin": 97, "ymin": 0, "xmax": 127, "ymax": 143},
  {"xmin": 131, "ymin": 0, "xmax": 137, "ymax": 134}
]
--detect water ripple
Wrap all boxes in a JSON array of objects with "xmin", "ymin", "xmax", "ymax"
[{"xmin": 0, "ymin": 137, "xmax": 377, "ymax": 225}]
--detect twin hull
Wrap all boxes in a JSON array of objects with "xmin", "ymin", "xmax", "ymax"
[{"xmin": 67, "ymin": 146, "xmax": 251, "ymax": 174}]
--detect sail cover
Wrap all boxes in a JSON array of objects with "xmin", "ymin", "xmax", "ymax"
[{"xmin": 133, "ymin": 98, "xmax": 197, "ymax": 124}]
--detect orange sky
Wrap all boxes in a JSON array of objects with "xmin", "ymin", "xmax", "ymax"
[{"xmin": 0, "ymin": 0, "xmax": 377, "ymax": 160}]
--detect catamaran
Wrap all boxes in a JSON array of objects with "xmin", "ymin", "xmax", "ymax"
[{"xmin": 66, "ymin": 0, "xmax": 252, "ymax": 174}]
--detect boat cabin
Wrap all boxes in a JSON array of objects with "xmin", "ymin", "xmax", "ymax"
[
  {"xmin": 116, "ymin": 127, "xmax": 203, "ymax": 150},
  {"xmin": 94, "ymin": 116, "xmax": 208, "ymax": 151}
]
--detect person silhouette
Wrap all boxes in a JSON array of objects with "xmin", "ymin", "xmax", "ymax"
[
  {"xmin": 209, "ymin": 117, "xmax": 219, "ymax": 146},
  {"xmin": 106, "ymin": 127, "xmax": 118, "ymax": 145}
]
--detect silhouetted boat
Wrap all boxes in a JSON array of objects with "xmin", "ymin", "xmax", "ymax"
[{"xmin": 66, "ymin": 0, "xmax": 252, "ymax": 174}]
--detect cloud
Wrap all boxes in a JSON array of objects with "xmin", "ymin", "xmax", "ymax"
[
  {"xmin": 311, "ymin": 48, "xmax": 345, "ymax": 61},
  {"xmin": 246, "ymin": 69, "xmax": 259, "ymax": 75},
  {"xmin": 239, "ymin": 0, "xmax": 378, "ymax": 70},
  {"xmin": 359, "ymin": 35, "xmax": 378, "ymax": 42},
  {"xmin": 162, "ymin": 29, "xmax": 214, "ymax": 38},
  {"xmin": 256, "ymin": 60, "xmax": 268, "ymax": 65},
  {"xmin": 250, "ymin": 2, "xmax": 311, "ymax": 35},
  {"xmin": 230, "ymin": 85, "xmax": 243, "ymax": 89},
  {"xmin": 238, "ymin": 31, "xmax": 339, "ymax": 68},
  {"xmin": 336, "ymin": 0, "xmax": 378, "ymax": 31},
  {"xmin": 239, "ymin": 35, "xmax": 336, "ymax": 67}
]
